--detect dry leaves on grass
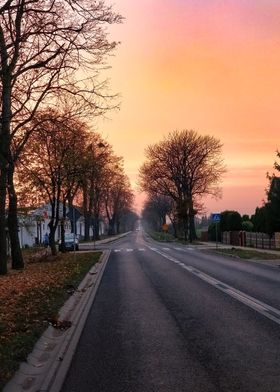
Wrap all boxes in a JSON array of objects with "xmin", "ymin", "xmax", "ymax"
[
  {"xmin": 1, "ymin": 259, "xmax": 61, "ymax": 324},
  {"xmin": 0, "ymin": 252, "xmax": 101, "ymax": 390},
  {"xmin": 0, "ymin": 253, "xmax": 97, "ymax": 339}
]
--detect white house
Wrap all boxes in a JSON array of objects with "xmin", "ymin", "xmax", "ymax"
[{"xmin": 15, "ymin": 203, "xmax": 107, "ymax": 248}]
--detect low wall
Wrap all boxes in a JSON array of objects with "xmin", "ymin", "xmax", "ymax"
[{"xmin": 200, "ymin": 231, "xmax": 208, "ymax": 241}]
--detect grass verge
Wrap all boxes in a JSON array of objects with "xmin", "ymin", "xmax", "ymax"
[
  {"xmin": 148, "ymin": 230, "xmax": 202, "ymax": 245},
  {"xmin": 215, "ymin": 248, "xmax": 280, "ymax": 260},
  {"xmin": 148, "ymin": 231, "xmax": 176, "ymax": 242},
  {"xmin": 0, "ymin": 251, "xmax": 101, "ymax": 390}
]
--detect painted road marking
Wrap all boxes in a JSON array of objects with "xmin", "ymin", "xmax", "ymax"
[
  {"xmin": 114, "ymin": 248, "xmax": 146, "ymax": 252},
  {"xmin": 162, "ymin": 247, "xmax": 170, "ymax": 251},
  {"xmin": 147, "ymin": 245, "xmax": 280, "ymax": 326},
  {"xmin": 173, "ymin": 247, "xmax": 195, "ymax": 251}
]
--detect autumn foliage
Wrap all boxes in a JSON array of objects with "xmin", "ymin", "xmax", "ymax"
[
  {"xmin": 16, "ymin": 106, "xmax": 135, "ymax": 253},
  {"xmin": 0, "ymin": 0, "xmax": 123, "ymax": 274},
  {"xmin": 0, "ymin": 251, "xmax": 101, "ymax": 389}
]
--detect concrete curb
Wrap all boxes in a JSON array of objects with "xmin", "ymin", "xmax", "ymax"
[
  {"xmin": 81, "ymin": 231, "xmax": 131, "ymax": 248},
  {"xmin": 4, "ymin": 250, "xmax": 111, "ymax": 392},
  {"xmin": 96, "ymin": 232, "xmax": 131, "ymax": 244}
]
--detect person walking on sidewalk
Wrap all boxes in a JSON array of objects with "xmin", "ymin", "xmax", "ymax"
[{"xmin": 43, "ymin": 232, "xmax": 49, "ymax": 248}]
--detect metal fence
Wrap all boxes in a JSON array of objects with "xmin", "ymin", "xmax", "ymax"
[{"xmin": 222, "ymin": 231, "xmax": 280, "ymax": 249}]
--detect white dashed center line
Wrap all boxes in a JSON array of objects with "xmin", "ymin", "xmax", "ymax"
[{"xmin": 147, "ymin": 245, "xmax": 280, "ymax": 326}]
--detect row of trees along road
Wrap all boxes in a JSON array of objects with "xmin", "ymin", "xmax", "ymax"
[
  {"xmin": 207, "ymin": 151, "xmax": 280, "ymax": 239},
  {"xmin": 256, "ymin": 157, "xmax": 280, "ymax": 236},
  {"xmin": 0, "ymin": 0, "xmax": 123, "ymax": 274},
  {"xmin": 139, "ymin": 130, "xmax": 226, "ymax": 241},
  {"xmin": 16, "ymin": 107, "xmax": 136, "ymax": 257}
]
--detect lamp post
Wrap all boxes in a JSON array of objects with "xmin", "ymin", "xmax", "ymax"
[{"xmin": 93, "ymin": 223, "xmax": 96, "ymax": 250}]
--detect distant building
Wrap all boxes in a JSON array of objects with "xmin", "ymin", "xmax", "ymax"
[{"xmin": 7, "ymin": 202, "xmax": 108, "ymax": 250}]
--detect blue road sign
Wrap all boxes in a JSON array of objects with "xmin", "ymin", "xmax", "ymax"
[{"xmin": 212, "ymin": 213, "xmax": 221, "ymax": 222}]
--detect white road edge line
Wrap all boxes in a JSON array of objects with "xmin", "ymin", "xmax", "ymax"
[{"xmin": 147, "ymin": 245, "xmax": 280, "ymax": 326}]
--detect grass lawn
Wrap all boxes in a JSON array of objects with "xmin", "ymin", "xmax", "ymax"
[
  {"xmin": 148, "ymin": 231, "xmax": 176, "ymax": 242},
  {"xmin": 0, "ymin": 251, "xmax": 101, "ymax": 390},
  {"xmin": 148, "ymin": 230, "xmax": 202, "ymax": 245},
  {"xmin": 215, "ymin": 248, "xmax": 280, "ymax": 260}
]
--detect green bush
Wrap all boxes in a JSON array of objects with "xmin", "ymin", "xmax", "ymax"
[
  {"xmin": 208, "ymin": 222, "xmax": 221, "ymax": 241},
  {"xmin": 242, "ymin": 220, "xmax": 254, "ymax": 232}
]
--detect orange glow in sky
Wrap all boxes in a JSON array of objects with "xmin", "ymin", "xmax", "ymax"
[{"xmin": 100, "ymin": 0, "xmax": 280, "ymax": 216}]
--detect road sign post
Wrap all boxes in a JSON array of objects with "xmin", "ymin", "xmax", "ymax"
[
  {"xmin": 215, "ymin": 222, "xmax": 218, "ymax": 249},
  {"xmin": 162, "ymin": 224, "xmax": 168, "ymax": 241},
  {"xmin": 211, "ymin": 213, "xmax": 221, "ymax": 249}
]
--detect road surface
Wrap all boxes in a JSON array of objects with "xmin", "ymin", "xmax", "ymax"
[{"xmin": 62, "ymin": 231, "xmax": 280, "ymax": 392}]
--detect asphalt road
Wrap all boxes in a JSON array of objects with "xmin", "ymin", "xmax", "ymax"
[{"xmin": 62, "ymin": 231, "xmax": 280, "ymax": 392}]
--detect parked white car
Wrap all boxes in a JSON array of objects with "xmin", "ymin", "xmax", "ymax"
[{"xmin": 59, "ymin": 233, "xmax": 79, "ymax": 251}]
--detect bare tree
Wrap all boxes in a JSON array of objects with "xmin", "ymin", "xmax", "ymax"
[
  {"xmin": 17, "ymin": 108, "xmax": 88, "ymax": 255},
  {"xmin": 104, "ymin": 165, "xmax": 134, "ymax": 235},
  {"xmin": 139, "ymin": 130, "xmax": 225, "ymax": 242},
  {"xmin": 79, "ymin": 133, "xmax": 114, "ymax": 241},
  {"xmin": 78, "ymin": 141, "xmax": 135, "ymax": 239},
  {"xmin": 0, "ymin": 0, "xmax": 122, "ymax": 273}
]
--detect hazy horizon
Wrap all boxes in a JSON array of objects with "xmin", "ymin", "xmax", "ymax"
[{"xmin": 99, "ymin": 0, "xmax": 280, "ymax": 216}]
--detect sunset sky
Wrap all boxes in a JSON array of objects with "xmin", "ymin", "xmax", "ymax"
[{"xmin": 100, "ymin": 0, "xmax": 280, "ymax": 216}]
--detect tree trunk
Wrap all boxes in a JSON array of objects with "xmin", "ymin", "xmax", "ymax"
[
  {"xmin": 93, "ymin": 214, "xmax": 100, "ymax": 240},
  {"xmin": 105, "ymin": 204, "xmax": 114, "ymax": 236},
  {"xmin": 189, "ymin": 214, "xmax": 197, "ymax": 242},
  {"xmin": 116, "ymin": 218, "xmax": 120, "ymax": 234},
  {"xmin": 48, "ymin": 200, "xmax": 60, "ymax": 256},
  {"xmin": 108, "ymin": 218, "xmax": 115, "ymax": 235},
  {"xmin": 0, "ymin": 74, "xmax": 12, "ymax": 274},
  {"xmin": 67, "ymin": 197, "xmax": 74, "ymax": 234},
  {"xmin": 7, "ymin": 164, "xmax": 24, "ymax": 269},
  {"xmin": 84, "ymin": 212, "xmax": 91, "ymax": 241},
  {"xmin": 60, "ymin": 200, "xmax": 67, "ymax": 252},
  {"xmin": 189, "ymin": 200, "xmax": 197, "ymax": 242},
  {"xmin": 48, "ymin": 222, "xmax": 57, "ymax": 255},
  {"xmin": 170, "ymin": 219, "xmax": 178, "ymax": 238},
  {"xmin": 0, "ymin": 163, "xmax": 7, "ymax": 274},
  {"xmin": 183, "ymin": 216, "xmax": 188, "ymax": 242},
  {"xmin": 82, "ymin": 185, "xmax": 90, "ymax": 240}
]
